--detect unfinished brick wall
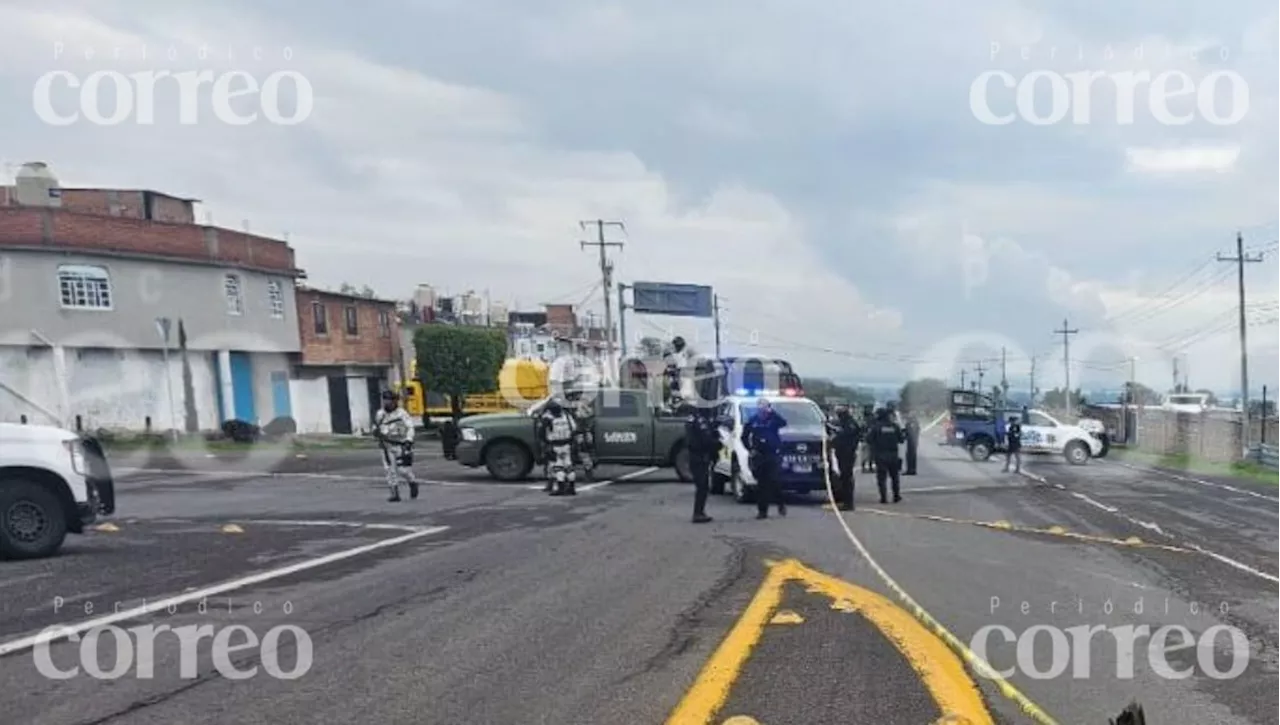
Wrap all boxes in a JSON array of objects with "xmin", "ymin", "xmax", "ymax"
[
  {"xmin": 0, "ymin": 206, "xmax": 297, "ymax": 274},
  {"xmin": 297, "ymin": 291, "xmax": 401, "ymax": 367}
]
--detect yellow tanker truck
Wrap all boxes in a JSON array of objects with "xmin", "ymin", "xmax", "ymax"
[{"xmin": 400, "ymin": 358, "xmax": 549, "ymax": 419}]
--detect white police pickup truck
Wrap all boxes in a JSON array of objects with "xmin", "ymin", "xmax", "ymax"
[
  {"xmin": 1018, "ymin": 410, "xmax": 1106, "ymax": 465},
  {"xmin": 708, "ymin": 390, "xmax": 829, "ymax": 503},
  {"xmin": 0, "ymin": 422, "xmax": 115, "ymax": 559}
]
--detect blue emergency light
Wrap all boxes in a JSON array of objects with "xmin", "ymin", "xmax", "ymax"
[{"xmin": 735, "ymin": 388, "xmax": 800, "ymax": 397}]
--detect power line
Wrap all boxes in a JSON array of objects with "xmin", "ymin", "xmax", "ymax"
[
  {"xmin": 1105, "ymin": 256, "xmax": 1216, "ymax": 323},
  {"xmin": 1115, "ymin": 266, "xmax": 1236, "ymax": 326}
]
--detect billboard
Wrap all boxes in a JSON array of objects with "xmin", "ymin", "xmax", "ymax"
[{"xmin": 630, "ymin": 282, "xmax": 713, "ymax": 318}]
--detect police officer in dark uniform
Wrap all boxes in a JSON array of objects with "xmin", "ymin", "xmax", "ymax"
[
  {"xmin": 684, "ymin": 402, "xmax": 719, "ymax": 524},
  {"xmin": 859, "ymin": 404, "xmax": 876, "ymax": 473},
  {"xmin": 825, "ymin": 406, "xmax": 861, "ymax": 511},
  {"xmin": 903, "ymin": 409, "xmax": 921, "ymax": 475},
  {"xmin": 741, "ymin": 399, "xmax": 788, "ymax": 519},
  {"xmin": 1003, "ymin": 414, "xmax": 1023, "ymax": 473},
  {"xmin": 866, "ymin": 407, "xmax": 906, "ymax": 503}
]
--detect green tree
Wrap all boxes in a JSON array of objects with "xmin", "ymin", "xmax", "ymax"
[
  {"xmin": 1042, "ymin": 387, "xmax": 1087, "ymax": 410},
  {"xmin": 805, "ymin": 378, "xmax": 874, "ymax": 407},
  {"xmin": 637, "ymin": 336, "xmax": 666, "ymax": 357},
  {"xmin": 414, "ymin": 325, "xmax": 508, "ymax": 419},
  {"xmin": 899, "ymin": 377, "xmax": 951, "ymax": 413},
  {"xmin": 1121, "ymin": 381, "xmax": 1162, "ymax": 406}
]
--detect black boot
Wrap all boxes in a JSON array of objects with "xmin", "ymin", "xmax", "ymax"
[
  {"xmin": 408, "ymin": 481, "xmax": 420, "ymax": 499},
  {"xmin": 692, "ymin": 513, "xmax": 713, "ymax": 524},
  {"xmin": 566, "ymin": 481, "xmax": 577, "ymax": 496},
  {"xmin": 388, "ymin": 489, "xmax": 401, "ymax": 502},
  {"xmin": 777, "ymin": 501, "xmax": 787, "ymax": 517}
]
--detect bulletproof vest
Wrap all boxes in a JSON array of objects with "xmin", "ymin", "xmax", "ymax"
[
  {"xmin": 872, "ymin": 424, "xmax": 901, "ymax": 458},
  {"xmin": 831, "ymin": 421, "xmax": 859, "ymax": 451},
  {"xmin": 545, "ymin": 414, "xmax": 574, "ymax": 443}
]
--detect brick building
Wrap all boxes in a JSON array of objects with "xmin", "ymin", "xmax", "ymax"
[
  {"xmin": 292, "ymin": 287, "xmax": 403, "ymax": 434},
  {"xmin": 0, "ymin": 162, "xmax": 306, "ymax": 432}
]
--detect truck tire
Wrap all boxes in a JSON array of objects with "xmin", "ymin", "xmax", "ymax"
[
  {"xmin": 672, "ymin": 446, "xmax": 692, "ymax": 483},
  {"xmin": 484, "ymin": 440, "xmax": 533, "ymax": 481},
  {"xmin": 0, "ymin": 478, "xmax": 69, "ymax": 560},
  {"xmin": 1095, "ymin": 434, "xmax": 1111, "ymax": 459},
  {"xmin": 968, "ymin": 437, "xmax": 994, "ymax": 462},
  {"xmin": 1064, "ymin": 440, "xmax": 1090, "ymax": 466}
]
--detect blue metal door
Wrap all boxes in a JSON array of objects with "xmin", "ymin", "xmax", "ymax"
[
  {"xmin": 270, "ymin": 371, "xmax": 292, "ymax": 419},
  {"xmin": 229, "ymin": 352, "xmax": 256, "ymax": 422}
]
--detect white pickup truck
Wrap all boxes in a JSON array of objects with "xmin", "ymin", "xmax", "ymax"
[{"xmin": 0, "ymin": 422, "xmax": 115, "ymax": 559}]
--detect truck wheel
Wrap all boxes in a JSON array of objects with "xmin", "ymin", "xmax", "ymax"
[
  {"xmin": 732, "ymin": 468, "xmax": 756, "ymax": 504},
  {"xmin": 672, "ymin": 447, "xmax": 692, "ymax": 483},
  {"xmin": 1065, "ymin": 441, "xmax": 1090, "ymax": 466},
  {"xmin": 484, "ymin": 441, "xmax": 533, "ymax": 481},
  {"xmin": 0, "ymin": 479, "xmax": 69, "ymax": 560},
  {"xmin": 969, "ymin": 439, "xmax": 993, "ymax": 462},
  {"xmin": 1095, "ymin": 434, "xmax": 1111, "ymax": 459}
]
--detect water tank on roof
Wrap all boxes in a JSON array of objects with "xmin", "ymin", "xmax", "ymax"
[{"xmin": 13, "ymin": 162, "xmax": 62, "ymax": 207}]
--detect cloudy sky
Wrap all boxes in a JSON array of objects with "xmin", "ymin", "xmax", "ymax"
[{"xmin": 2, "ymin": 0, "xmax": 1277, "ymax": 394}]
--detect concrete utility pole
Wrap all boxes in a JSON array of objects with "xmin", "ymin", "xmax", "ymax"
[
  {"xmin": 1029, "ymin": 352, "xmax": 1037, "ymax": 406},
  {"xmin": 959, "ymin": 369, "xmax": 967, "ymax": 390},
  {"xmin": 1217, "ymin": 231, "xmax": 1264, "ymax": 451},
  {"xmin": 1000, "ymin": 346, "xmax": 1008, "ymax": 403},
  {"xmin": 1053, "ymin": 319, "xmax": 1079, "ymax": 417},
  {"xmin": 581, "ymin": 220, "xmax": 625, "ymax": 381},
  {"xmin": 713, "ymin": 295, "xmax": 723, "ymax": 358},
  {"xmin": 974, "ymin": 360, "xmax": 987, "ymax": 393}
]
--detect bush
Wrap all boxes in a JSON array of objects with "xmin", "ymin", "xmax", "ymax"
[
  {"xmin": 220, "ymin": 419, "xmax": 261, "ymax": 444},
  {"xmin": 262, "ymin": 416, "xmax": 298, "ymax": 440}
]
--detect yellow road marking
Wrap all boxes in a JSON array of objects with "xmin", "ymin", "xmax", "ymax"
[
  {"xmin": 860, "ymin": 508, "xmax": 1191, "ymax": 553},
  {"xmin": 220, "ymin": 523, "xmax": 245, "ymax": 534},
  {"xmin": 664, "ymin": 558, "xmax": 994, "ymax": 725},
  {"xmin": 820, "ymin": 438, "xmax": 1060, "ymax": 725},
  {"xmin": 768, "ymin": 610, "xmax": 804, "ymax": 625},
  {"xmin": 93, "ymin": 522, "xmax": 120, "ymax": 532},
  {"xmin": 721, "ymin": 717, "xmax": 761, "ymax": 725}
]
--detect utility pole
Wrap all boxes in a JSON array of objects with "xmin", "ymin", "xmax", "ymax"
[
  {"xmin": 960, "ymin": 369, "xmax": 967, "ymax": 390},
  {"xmin": 581, "ymin": 220, "xmax": 625, "ymax": 381},
  {"xmin": 974, "ymin": 360, "xmax": 987, "ymax": 393},
  {"xmin": 713, "ymin": 294, "xmax": 723, "ymax": 358},
  {"xmin": 1053, "ymin": 318, "xmax": 1080, "ymax": 417},
  {"xmin": 1217, "ymin": 231, "xmax": 1264, "ymax": 451},
  {"xmin": 1124, "ymin": 356, "xmax": 1138, "ymax": 445},
  {"xmin": 616, "ymin": 283, "xmax": 629, "ymax": 357},
  {"xmin": 1029, "ymin": 354, "xmax": 1037, "ymax": 406},
  {"xmin": 1172, "ymin": 357, "xmax": 1180, "ymax": 393},
  {"xmin": 1000, "ymin": 347, "xmax": 1008, "ymax": 404}
]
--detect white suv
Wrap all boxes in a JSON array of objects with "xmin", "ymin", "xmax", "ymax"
[{"xmin": 0, "ymin": 423, "xmax": 115, "ymax": 559}]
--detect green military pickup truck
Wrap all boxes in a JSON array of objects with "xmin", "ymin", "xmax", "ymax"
[{"xmin": 452, "ymin": 389, "xmax": 692, "ymax": 482}]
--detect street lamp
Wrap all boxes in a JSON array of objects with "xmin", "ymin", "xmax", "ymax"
[{"xmin": 155, "ymin": 318, "xmax": 179, "ymax": 442}]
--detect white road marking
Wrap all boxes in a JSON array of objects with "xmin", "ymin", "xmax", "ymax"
[
  {"xmin": 1109, "ymin": 460, "xmax": 1279, "ymax": 505},
  {"xmin": 921, "ymin": 411, "xmax": 948, "ymax": 433},
  {"xmin": 525, "ymin": 466, "xmax": 662, "ymax": 491},
  {"xmin": 1018, "ymin": 470, "xmax": 1280, "ymax": 585},
  {"xmin": 230, "ymin": 519, "xmax": 428, "ymax": 532},
  {"xmin": 0, "ymin": 525, "xmax": 449, "ymax": 657}
]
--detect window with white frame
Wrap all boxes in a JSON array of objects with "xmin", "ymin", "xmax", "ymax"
[
  {"xmin": 58, "ymin": 264, "xmax": 113, "ymax": 310},
  {"xmin": 224, "ymin": 274, "xmax": 244, "ymax": 315},
  {"xmin": 267, "ymin": 280, "xmax": 285, "ymax": 319}
]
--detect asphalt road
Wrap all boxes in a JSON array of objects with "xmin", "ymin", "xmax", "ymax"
[{"xmin": 1, "ymin": 434, "xmax": 1275, "ymax": 725}]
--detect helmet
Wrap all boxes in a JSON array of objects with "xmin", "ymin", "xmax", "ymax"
[
  {"xmin": 671, "ymin": 336, "xmax": 686, "ymax": 352},
  {"xmin": 546, "ymin": 400, "xmax": 563, "ymax": 416},
  {"xmin": 381, "ymin": 389, "xmax": 399, "ymax": 402}
]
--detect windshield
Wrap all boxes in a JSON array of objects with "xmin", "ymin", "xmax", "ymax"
[
  {"xmin": 1167, "ymin": 395, "xmax": 1205, "ymax": 405},
  {"xmin": 739, "ymin": 400, "xmax": 825, "ymax": 426}
]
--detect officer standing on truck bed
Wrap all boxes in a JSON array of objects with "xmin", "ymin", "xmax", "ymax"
[
  {"xmin": 826, "ymin": 406, "xmax": 861, "ymax": 511},
  {"xmin": 866, "ymin": 406, "xmax": 906, "ymax": 503}
]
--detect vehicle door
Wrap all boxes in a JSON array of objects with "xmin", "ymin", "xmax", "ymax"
[
  {"xmin": 1021, "ymin": 411, "xmax": 1060, "ymax": 452},
  {"xmin": 593, "ymin": 390, "xmax": 652, "ymax": 462},
  {"xmin": 712, "ymin": 401, "xmax": 736, "ymax": 477}
]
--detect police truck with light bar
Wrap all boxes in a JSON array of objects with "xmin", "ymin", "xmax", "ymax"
[{"xmin": 709, "ymin": 386, "xmax": 829, "ymax": 503}]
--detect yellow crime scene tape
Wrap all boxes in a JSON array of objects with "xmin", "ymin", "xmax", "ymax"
[{"xmin": 820, "ymin": 436, "xmax": 1062, "ymax": 725}]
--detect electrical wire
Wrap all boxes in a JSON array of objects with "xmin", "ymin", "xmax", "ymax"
[
  {"xmin": 1114, "ymin": 266, "xmax": 1236, "ymax": 327},
  {"xmin": 1105, "ymin": 256, "xmax": 1217, "ymax": 323}
]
